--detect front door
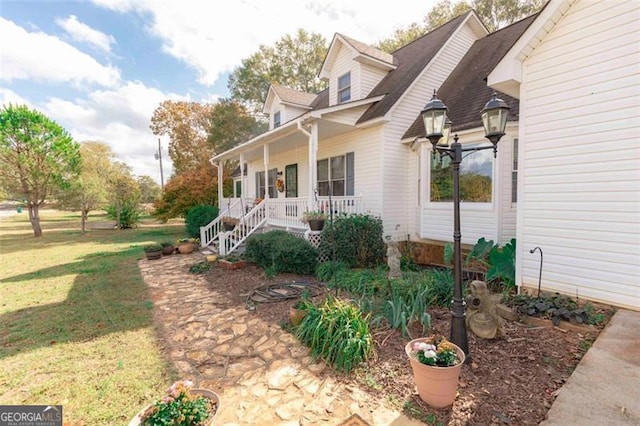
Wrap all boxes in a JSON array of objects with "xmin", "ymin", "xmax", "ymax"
[{"xmin": 285, "ymin": 164, "xmax": 298, "ymax": 198}]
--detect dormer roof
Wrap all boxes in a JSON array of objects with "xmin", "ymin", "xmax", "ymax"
[
  {"xmin": 263, "ymin": 84, "xmax": 317, "ymax": 114},
  {"xmin": 319, "ymin": 33, "xmax": 397, "ymax": 80}
]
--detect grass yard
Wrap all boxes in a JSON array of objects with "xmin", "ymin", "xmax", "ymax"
[{"xmin": 0, "ymin": 209, "xmax": 184, "ymax": 424}]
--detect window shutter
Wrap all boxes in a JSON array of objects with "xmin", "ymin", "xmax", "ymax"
[{"xmin": 346, "ymin": 152, "xmax": 354, "ymax": 196}]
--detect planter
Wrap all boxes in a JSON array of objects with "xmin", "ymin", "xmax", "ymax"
[
  {"xmin": 128, "ymin": 388, "xmax": 220, "ymax": 426},
  {"xmin": 405, "ymin": 338, "xmax": 465, "ymax": 408},
  {"xmin": 177, "ymin": 242, "xmax": 195, "ymax": 254},
  {"xmin": 290, "ymin": 306, "xmax": 308, "ymax": 326},
  {"xmin": 222, "ymin": 222, "xmax": 236, "ymax": 231},
  {"xmin": 144, "ymin": 249, "xmax": 162, "ymax": 260},
  {"xmin": 307, "ymin": 219, "xmax": 325, "ymax": 231},
  {"xmin": 161, "ymin": 245, "xmax": 175, "ymax": 255},
  {"xmin": 219, "ymin": 259, "xmax": 246, "ymax": 270}
]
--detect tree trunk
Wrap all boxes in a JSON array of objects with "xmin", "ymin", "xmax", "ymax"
[
  {"xmin": 81, "ymin": 207, "xmax": 87, "ymax": 234},
  {"xmin": 116, "ymin": 200, "xmax": 121, "ymax": 230},
  {"xmin": 28, "ymin": 203, "xmax": 43, "ymax": 237}
]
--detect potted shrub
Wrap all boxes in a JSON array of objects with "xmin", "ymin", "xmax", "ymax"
[
  {"xmin": 405, "ymin": 334, "xmax": 465, "ymax": 408},
  {"xmin": 219, "ymin": 255, "xmax": 246, "ymax": 270},
  {"xmin": 160, "ymin": 242, "xmax": 175, "ymax": 255},
  {"xmin": 143, "ymin": 244, "xmax": 163, "ymax": 260},
  {"xmin": 302, "ymin": 210, "xmax": 327, "ymax": 231},
  {"xmin": 129, "ymin": 380, "xmax": 220, "ymax": 425},
  {"xmin": 221, "ymin": 216, "xmax": 239, "ymax": 231}
]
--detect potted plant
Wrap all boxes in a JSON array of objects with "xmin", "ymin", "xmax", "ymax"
[
  {"xmin": 176, "ymin": 238, "xmax": 198, "ymax": 254},
  {"xmin": 143, "ymin": 244, "xmax": 163, "ymax": 260},
  {"xmin": 221, "ymin": 216, "xmax": 239, "ymax": 231},
  {"xmin": 290, "ymin": 291, "xmax": 313, "ymax": 326},
  {"xmin": 160, "ymin": 241, "xmax": 175, "ymax": 255},
  {"xmin": 219, "ymin": 255, "xmax": 246, "ymax": 270},
  {"xmin": 129, "ymin": 380, "xmax": 220, "ymax": 426},
  {"xmin": 301, "ymin": 210, "xmax": 327, "ymax": 231},
  {"xmin": 405, "ymin": 334, "xmax": 465, "ymax": 408}
]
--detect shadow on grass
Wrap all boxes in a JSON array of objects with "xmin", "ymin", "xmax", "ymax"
[{"xmin": 0, "ymin": 247, "xmax": 155, "ymax": 360}]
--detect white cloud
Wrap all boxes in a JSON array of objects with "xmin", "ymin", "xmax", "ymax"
[
  {"xmin": 55, "ymin": 14, "xmax": 116, "ymax": 54},
  {"xmin": 0, "ymin": 17, "xmax": 120, "ymax": 88},
  {"xmin": 41, "ymin": 81, "xmax": 190, "ymax": 182},
  {"xmin": 0, "ymin": 88, "xmax": 32, "ymax": 108},
  {"xmin": 93, "ymin": 0, "xmax": 437, "ymax": 86}
]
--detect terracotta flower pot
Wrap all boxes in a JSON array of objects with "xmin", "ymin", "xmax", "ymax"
[
  {"xmin": 290, "ymin": 306, "xmax": 308, "ymax": 326},
  {"xmin": 128, "ymin": 388, "xmax": 220, "ymax": 426},
  {"xmin": 219, "ymin": 259, "xmax": 246, "ymax": 270},
  {"xmin": 405, "ymin": 338, "xmax": 465, "ymax": 408},
  {"xmin": 177, "ymin": 242, "xmax": 195, "ymax": 254}
]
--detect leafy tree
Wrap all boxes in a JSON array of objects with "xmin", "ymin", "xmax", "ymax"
[
  {"xmin": 0, "ymin": 104, "xmax": 80, "ymax": 237},
  {"xmin": 153, "ymin": 162, "xmax": 230, "ymax": 221},
  {"xmin": 105, "ymin": 161, "xmax": 141, "ymax": 229},
  {"xmin": 206, "ymin": 99, "xmax": 267, "ymax": 154},
  {"xmin": 137, "ymin": 175, "xmax": 162, "ymax": 204},
  {"xmin": 56, "ymin": 141, "xmax": 116, "ymax": 233},
  {"xmin": 228, "ymin": 29, "xmax": 328, "ymax": 115},
  {"xmin": 150, "ymin": 100, "xmax": 214, "ymax": 175},
  {"xmin": 375, "ymin": 22, "xmax": 428, "ymax": 53}
]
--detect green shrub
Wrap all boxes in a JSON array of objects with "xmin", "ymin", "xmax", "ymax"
[
  {"xmin": 318, "ymin": 214, "xmax": 385, "ymax": 268},
  {"xmin": 245, "ymin": 230, "xmax": 317, "ymax": 275},
  {"xmin": 295, "ymin": 297, "xmax": 372, "ymax": 373},
  {"xmin": 427, "ymin": 268, "xmax": 454, "ymax": 307},
  {"xmin": 185, "ymin": 205, "xmax": 219, "ymax": 238},
  {"xmin": 106, "ymin": 202, "xmax": 141, "ymax": 229}
]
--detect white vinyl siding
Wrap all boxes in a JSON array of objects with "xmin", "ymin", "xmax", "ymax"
[
  {"xmin": 329, "ymin": 44, "xmax": 357, "ymax": 106},
  {"xmin": 517, "ymin": 0, "xmax": 640, "ymax": 309},
  {"xmin": 498, "ymin": 133, "xmax": 517, "ymax": 244},
  {"xmin": 360, "ymin": 63, "xmax": 389, "ymax": 97},
  {"xmin": 382, "ymin": 21, "xmax": 480, "ymax": 240}
]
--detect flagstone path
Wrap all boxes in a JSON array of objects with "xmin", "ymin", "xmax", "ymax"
[{"xmin": 139, "ymin": 253, "xmax": 421, "ymax": 426}]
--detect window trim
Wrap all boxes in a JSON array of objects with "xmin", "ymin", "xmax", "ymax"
[
  {"xmin": 317, "ymin": 152, "xmax": 354, "ymax": 196},
  {"xmin": 511, "ymin": 137, "xmax": 518, "ymax": 204},
  {"xmin": 337, "ymin": 72, "xmax": 351, "ymax": 104},
  {"xmin": 273, "ymin": 110, "xmax": 281, "ymax": 128}
]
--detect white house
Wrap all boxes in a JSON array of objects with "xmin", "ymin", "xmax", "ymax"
[{"xmin": 487, "ymin": 0, "xmax": 640, "ymax": 310}]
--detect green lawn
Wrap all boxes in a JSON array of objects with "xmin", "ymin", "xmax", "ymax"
[{"xmin": 0, "ymin": 210, "xmax": 185, "ymax": 424}]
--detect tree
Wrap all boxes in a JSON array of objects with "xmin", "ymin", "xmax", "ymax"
[
  {"xmin": 105, "ymin": 161, "xmax": 141, "ymax": 229},
  {"xmin": 0, "ymin": 104, "xmax": 81, "ymax": 237},
  {"xmin": 137, "ymin": 175, "xmax": 162, "ymax": 204},
  {"xmin": 56, "ymin": 141, "xmax": 115, "ymax": 234},
  {"xmin": 228, "ymin": 29, "xmax": 328, "ymax": 115},
  {"xmin": 150, "ymin": 101, "xmax": 214, "ymax": 175},
  {"xmin": 375, "ymin": 22, "xmax": 427, "ymax": 53},
  {"xmin": 206, "ymin": 99, "xmax": 266, "ymax": 154}
]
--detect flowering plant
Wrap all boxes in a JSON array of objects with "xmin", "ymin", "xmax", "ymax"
[
  {"xmin": 176, "ymin": 237, "xmax": 199, "ymax": 245},
  {"xmin": 140, "ymin": 380, "xmax": 215, "ymax": 425},
  {"xmin": 410, "ymin": 335, "xmax": 461, "ymax": 367},
  {"xmin": 301, "ymin": 210, "xmax": 327, "ymax": 223},
  {"xmin": 276, "ymin": 178, "xmax": 285, "ymax": 192}
]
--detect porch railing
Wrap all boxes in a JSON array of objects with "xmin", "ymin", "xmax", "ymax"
[
  {"xmin": 219, "ymin": 200, "xmax": 266, "ymax": 256},
  {"xmin": 316, "ymin": 196, "xmax": 364, "ymax": 216},
  {"xmin": 200, "ymin": 198, "xmax": 244, "ymax": 248}
]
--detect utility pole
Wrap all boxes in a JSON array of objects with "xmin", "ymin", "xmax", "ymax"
[{"xmin": 154, "ymin": 138, "xmax": 164, "ymax": 191}]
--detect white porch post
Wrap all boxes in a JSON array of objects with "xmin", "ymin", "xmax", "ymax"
[
  {"xmin": 239, "ymin": 153, "xmax": 245, "ymax": 200},
  {"xmin": 217, "ymin": 161, "xmax": 223, "ymax": 210},
  {"xmin": 263, "ymin": 144, "xmax": 270, "ymax": 199},
  {"xmin": 419, "ymin": 142, "xmax": 429, "ymax": 237},
  {"xmin": 307, "ymin": 122, "xmax": 318, "ymax": 211}
]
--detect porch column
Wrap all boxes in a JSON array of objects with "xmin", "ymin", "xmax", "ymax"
[
  {"xmin": 307, "ymin": 122, "xmax": 318, "ymax": 211},
  {"xmin": 263, "ymin": 144, "xmax": 270, "ymax": 199},
  {"xmin": 217, "ymin": 161, "xmax": 223, "ymax": 210},
  {"xmin": 419, "ymin": 142, "xmax": 429, "ymax": 236},
  {"xmin": 239, "ymin": 153, "xmax": 245, "ymax": 200}
]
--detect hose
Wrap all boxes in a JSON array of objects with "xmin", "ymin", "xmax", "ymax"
[{"xmin": 245, "ymin": 281, "xmax": 324, "ymax": 310}]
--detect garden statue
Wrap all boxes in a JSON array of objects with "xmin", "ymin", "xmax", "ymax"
[
  {"xmin": 465, "ymin": 280, "xmax": 503, "ymax": 339},
  {"xmin": 387, "ymin": 240, "xmax": 402, "ymax": 279}
]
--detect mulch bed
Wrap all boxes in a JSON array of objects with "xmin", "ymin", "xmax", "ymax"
[{"xmin": 203, "ymin": 262, "xmax": 609, "ymax": 425}]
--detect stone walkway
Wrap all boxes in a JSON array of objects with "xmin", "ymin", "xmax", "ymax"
[{"xmin": 139, "ymin": 253, "xmax": 421, "ymax": 426}]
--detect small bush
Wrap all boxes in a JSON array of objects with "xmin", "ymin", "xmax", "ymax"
[
  {"xmin": 427, "ymin": 268, "xmax": 454, "ymax": 307},
  {"xmin": 318, "ymin": 214, "xmax": 385, "ymax": 268},
  {"xmin": 189, "ymin": 261, "xmax": 211, "ymax": 274},
  {"xmin": 106, "ymin": 203, "xmax": 141, "ymax": 229},
  {"xmin": 295, "ymin": 297, "xmax": 372, "ymax": 373},
  {"xmin": 185, "ymin": 205, "xmax": 219, "ymax": 239},
  {"xmin": 245, "ymin": 230, "xmax": 317, "ymax": 275}
]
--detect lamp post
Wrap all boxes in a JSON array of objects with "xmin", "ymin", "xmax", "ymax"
[
  {"xmin": 154, "ymin": 138, "xmax": 164, "ymax": 191},
  {"xmin": 421, "ymin": 90, "xmax": 509, "ymax": 361}
]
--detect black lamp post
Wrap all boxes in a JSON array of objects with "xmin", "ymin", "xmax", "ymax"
[{"xmin": 421, "ymin": 90, "xmax": 509, "ymax": 361}]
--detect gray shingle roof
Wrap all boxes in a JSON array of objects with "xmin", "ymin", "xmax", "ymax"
[
  {"xmin": 357, "ymin": 12, "xmax": 471, "ymax": 124},
  {"xmin": 403, "ymin": 14, "xmax": 537, "ymax": 140},
  {"xmin": 271, "ymin": 83, "xmax": 317, "ymax": 108},
  {"xmin": 336, "ymin": 33, "xmax": 396, "ymax": 66}
]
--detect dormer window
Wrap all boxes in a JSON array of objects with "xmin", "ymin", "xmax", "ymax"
[
  {"xmin": 274, "ymin": 110, "xmax": 281, "ymax": 128},
  {"xmin": 338, "ymin": 72, "xmax": 351, "ymax": 103}
]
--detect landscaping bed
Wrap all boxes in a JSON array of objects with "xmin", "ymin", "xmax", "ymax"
[{"xmin": 205, "ymin": 262, "xmax": 611, "ymax": 425}]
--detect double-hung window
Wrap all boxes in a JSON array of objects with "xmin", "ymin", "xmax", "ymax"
[
  {"xmin": 273, "ymin": 111, "xmax": 281, "ymax": 128},
  {"xmin": 512, "ymin": 138, "xmax": 518, "ymax": 203},
  {"xmin": 317, "ymin": 152, "xmax": 354, "ymax": 196},
  {"xmin": 337, "ymin": 72, "xmax": 351, "ymax": 104},
  {"xmin": 256, "ymin": 169, "xmax": 277, "ymax": 198}
]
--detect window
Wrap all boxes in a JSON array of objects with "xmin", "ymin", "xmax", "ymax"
[
  {"xmin": 317, "ymin": 152, "xmax": 354, "ymax": 196},
  {"xmin": 512, "ymin": 138, "xmax": 518, "ymax": 203},
  {"xmin": 430, "ymin": 144, "xmax": 493, "ymax": 202},
  {"xmin": 256, "ymin": 169, "xmax": 277, "ymax": 198},
  {"xmin": 234, "ymin": 179, "xmax": 242, "ymax": 197},
  {"xmin": 337, "ymin": 72, "xmax": 351, "ymax": 104},
  {"xmin": 273, "ymin": 111, "xmax": 281, "ymax": 128}
]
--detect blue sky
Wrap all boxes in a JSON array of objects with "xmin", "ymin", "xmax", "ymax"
[{"xmin": 1, "ymin": 0, "xmax": 437, "ymax": 182}]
